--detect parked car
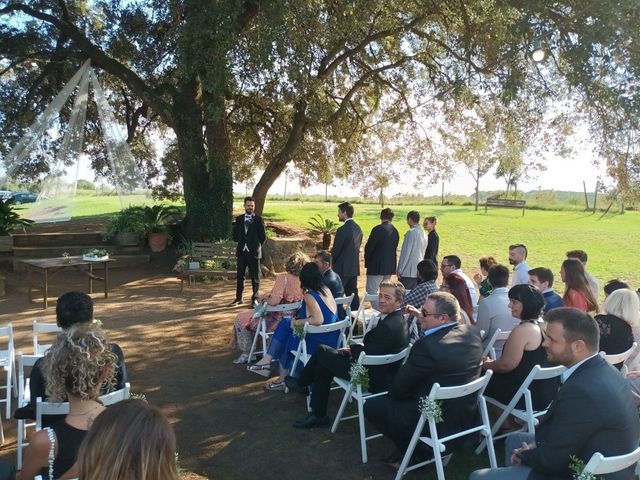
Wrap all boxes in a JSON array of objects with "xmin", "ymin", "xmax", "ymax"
[
  {"xmin": 10, "ymin": 192, "xmax": 38, "ymax": 204},
  {"xmin": 0, "ymin": 191, "xmax": 12, "ymax": 202}
]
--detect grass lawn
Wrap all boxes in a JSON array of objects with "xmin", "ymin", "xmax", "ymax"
[{"xmin": 260, "ymin": 201, "xmax": 640, "ymax": 292}]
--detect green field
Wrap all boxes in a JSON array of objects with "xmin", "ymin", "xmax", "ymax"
[{"xmin": 259, "ymin": 201, "xmax": 640, "ymax": 292}]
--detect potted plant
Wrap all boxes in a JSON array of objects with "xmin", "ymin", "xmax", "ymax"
[
  {"xmin": 103, "ymin": 206, "xmax": 146, "ymax": 246},
  {"xmin": 139, "ymin": 204, "xmax": 182, "ymax": 252},
  {"xmin": 0, "ymin": 198, "xmax": 34, "ymax": 252},
  {"xmin": 307, "ymin": 214, "xmax": 338, "ymax": 250}
]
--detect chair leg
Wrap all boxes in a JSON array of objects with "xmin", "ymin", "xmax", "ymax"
[
  {"xmin": 247, "ymin": 323, "xmax": 263, "ymax": 362},
  {"xmin": 433, "ymin": 443, "xmax": 446, "ymax": 480},
  {"xmin": 16, "ymin": 420, "xmax": 23, "ymax": 469},
  {"xmin": 5, "ymin": 369, "xmax": 10, "ymax": 420},
  {"xmin": 357, "ymin": 393, "xmax": 368, "ymax": 463},
  {"xmin": 394, "ymin": 416, "xmax": 425, "ymax": 480},
  {"xmin": 331, "ymin": 386, "xmax": 353, "ymax": 433}
]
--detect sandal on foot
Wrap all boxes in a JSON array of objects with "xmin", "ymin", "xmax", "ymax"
[
  {"xmin": 248, "ymin": 364, "xmax": 271, "ymax": 377},
  {"xmin": 265, "ymin": 381, "xmax": 285, "ymax": 391}
]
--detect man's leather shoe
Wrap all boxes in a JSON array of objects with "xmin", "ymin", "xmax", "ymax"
[
  {"xmin": 284, "ymin": 376, "xmax": 309, "ymax": 395},
  {"xmin": 229, "ymin": 299, "xmax": 243, "ymax": 306},
  {"xmin": 293, "ymin": 413, "xmax": 330, "ymax": 429}
]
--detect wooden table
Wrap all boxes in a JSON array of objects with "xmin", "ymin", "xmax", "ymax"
[{"xmin": 21, "ymin": 256, "xmax": 115, "ymax": 308}]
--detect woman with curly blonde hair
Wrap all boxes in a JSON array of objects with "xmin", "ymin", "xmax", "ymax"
[
  {"xmin": 77, "ymin": 399, "xmax": 179, "ymax": 480},
  {"xmin": 22, "ymin": 323, "xmax": 117, "ymax": 480}
]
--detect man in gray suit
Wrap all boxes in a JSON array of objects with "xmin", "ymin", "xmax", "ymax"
[
  {"xmin": 397, "ymin": 210, "xmax": 428, "ymax": 290},
  {"xmin": 331, "ymin": 202, "xmax": 363, "ymax": 310},
  {"xmin": 471, "ymin": 307, "xmax": 640, "ymax": 480}
]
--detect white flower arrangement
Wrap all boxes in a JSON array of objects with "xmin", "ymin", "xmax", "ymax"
[
  {"xmin": 82, "ymin": 248, "xmax": 109, "ymax": 261},
  {"xmin": 349, "ymin": 362, "xmax": 370, "ymax": 391},
  {"xmin": 418, "ymin": 396, "xmax": 443, "ymax": 423}
]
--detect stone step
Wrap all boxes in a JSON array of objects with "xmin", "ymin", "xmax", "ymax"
[
  {"xmin": 11, "ymin": 232, "xmax": 105, "ymax": 247},
  {"xmin": 13, "ymin": 254, "xmax": 151, "ymax": 272},
  {"xmin": 12, "ymin": 245, "xmax": 142, "ymax": 257}
]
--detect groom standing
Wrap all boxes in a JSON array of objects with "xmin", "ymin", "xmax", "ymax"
[{"xmin": 232, "ymin": 196, "xmax": 267, "ymax": 307}]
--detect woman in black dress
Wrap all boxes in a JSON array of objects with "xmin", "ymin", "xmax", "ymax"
[{"xmin": 595, "ymin": 288, "xmax": 639, "ymax": 369}]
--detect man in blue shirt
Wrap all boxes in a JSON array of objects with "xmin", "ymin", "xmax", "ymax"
[{"xmin": 528, "ymin": 267, "xmax": 564, "ymax": 313}]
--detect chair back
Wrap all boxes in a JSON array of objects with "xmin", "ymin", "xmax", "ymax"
[
  {"xmin": 526, "ymin": 364, "xmax": 566, "ymax": 382},
  {"xmin": 35, "ymin": 397, "xmax": 70, "ymax": 430},
  {"xmin": 17, "ymin": 354, "xmax": 42, "ymax": 405},
  {"xmin": 600, "ymin": 342, "xmax": 638, "ymax": 371},
  {"xmin": 335, "ymin": 294, "xmax": 355, "ymax": 319},
  {"xmin": 357, "ymin": 346, "xmax": 411, "ymax": 367},
  {"xmin": 482, "ymin": 329, "xmax": 512, "ymax": 360},
  {"xmin": 0, "ymin": 324, "xmax": 15, "ymax": 365},
  {"xmin": 349, "ymin": 294, "xmax": 379, "ymax": 339},
  {"xmin": 582, "ymin": 447, "xmax": 640, "ymax": 476},
  {"xmin": 99, "ymin": 383, "xmax": 131, "ymax": 406},
  {"xmin": 429, "ymin": 370, "xmax": 494, "ymax": 401},
  {"xmin": 264, "ymin": 301, "xmax": 303, "ymax": 314},
  {"xmin": 33, "ymin": 321, "xmax": 62, "ymax": 355}
]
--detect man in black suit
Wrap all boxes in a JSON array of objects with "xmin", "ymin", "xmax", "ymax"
[
  {"xmin": 364, "ymin": 208, "xmax": 399, "ymax": 296},
  {"xmin": 331, "ymin": 202, "xmax": 363, "ymax": 310},
  {"xmin": 423, "ymin": 216, "xmax": 439, "ymax": 265},
  {"xmin": 231, "ymin": 196, "xmax": 267, "ymax": 307},
  {"xmin": 471, "ymin": 308, "xmax": 640, "ymax": 480},
  {"xmin": 285, "ymin": 280, "xmax": 410, "ymax": 428},
  {"xmin": 364, "ymin": 291, "xmax": 482, "ymax": 466}
]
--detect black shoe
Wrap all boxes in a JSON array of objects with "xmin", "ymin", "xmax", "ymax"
[
  {"xmin": 229, "ymin": 298, "xmax": 243, "ymax": 306},
  {"xmin": 284, "ymin": 376, "xmax": 309, "ymax": 395},
  {"xmin": 293, "ymin": 413, "xmax": 330, "ymax": 429},
  {"xmin": 381, "ymin": 449, "xmax": 404, "ymax": 469},
  {"xmin": 14, "ymin": 404, "xmax": 35, "ymax": 420}
]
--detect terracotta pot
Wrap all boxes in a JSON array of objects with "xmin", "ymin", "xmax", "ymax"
[{"xmin": 148, "ymin": 232, "xmax": 167, "ymax": 252}]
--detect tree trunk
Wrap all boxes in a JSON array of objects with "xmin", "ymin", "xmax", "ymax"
[
  {"xmin": 474, "ymin": 174, "xmax": 480, "ymax": 211},
  {"xmin": 379, "ymin": 186, "xmax": 384, "ymax": 207}
]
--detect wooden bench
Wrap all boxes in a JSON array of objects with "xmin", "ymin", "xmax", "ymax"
[
  {"xmin": 178, "ymin": 242, "xmax": 237, "ymax": 291},
  {"xmin": 485, "ymin": 198, "xmax": 526, "ymax": 216}
]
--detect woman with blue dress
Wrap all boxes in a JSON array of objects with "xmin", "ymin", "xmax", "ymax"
[{"xmin": 249, "ymin": 262, "xmax": 339, "ymax": 390}]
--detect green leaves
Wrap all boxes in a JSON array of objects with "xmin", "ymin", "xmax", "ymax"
[{"xmin": 0, "ymin": 198, "xmax": 34, "ymax": 236}]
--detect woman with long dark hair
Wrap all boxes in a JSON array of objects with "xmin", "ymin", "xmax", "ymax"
[
  {"xmin": 561, "ymin": 258, "xmax": 598, "ymax": 313},
  {"xmin": 248, "ymin": 262, "xmax": 338, "ymax": 390},
  {"xmin": 441, "ymin": 272, "xmax": 474, "ymax": 323}
]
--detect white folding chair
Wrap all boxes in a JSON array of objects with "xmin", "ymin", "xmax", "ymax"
[
  {"xmin": 289, "ymin": 319, "xmax": 350, "ymax": 376},
  {"xmin": 331, "ymin": 346, "xmax": 412, "ymax": 463},
  {"xmin": 247, "ymin": 301, "xmax": 302, "ymax": 363},
  {"xmin": 99, "ymin": 383, "xmax": 131, "ymax": 405},
  {"xmin": 482, "ymin": 329, "xmax": 512, "ymax": 361},
  {"xmin": 335, "ymin": 294, "xmax": 355, "ymax": 321},
  {"xmin": 348, "ymin": 293, "xmax": 379, "ymax": 341},
  {"xmin": 16, "ymin": 353, "xmax": 43, "ymax": 469},
  {"xmin": 395, "ymin": 370, "xmax": 497, "ymax": 480},
  {"xmin": 32, "ymin": 321, "xmax": 62, "ymax": 356},
  {"xmin": 600, "ymin": 342, "xmax": 637, "ymax": 375},
  {"xmin": 581, "ymin": 446, "xmax": 640, "ymax": 477},
  {"xmin": 476, "ymin": 364, "xmax": 565, "ymax": 454},
  {"xmin": 0, "ymin": 324, "xmax": 17, "ymax": 422}
]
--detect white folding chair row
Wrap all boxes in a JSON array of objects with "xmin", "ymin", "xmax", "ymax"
[
  {"xmin": 348, "ymin": 293, "xmax": 379, "ymax": 342},
  {"xmin": 32, "ymin": 321, "xmax": 62, "ymax": 356},
  {"xmin": 581, "ymin": 446, "xmax": 640, "ymax": 477},
  {"xmin": 247, "ymin": 301, "xmax": 303, "ymax": 362},
  {"xmin": 331, "ymin": 346, "xmax": 412, "ymax": 463},
  {"xmin": 335, "ymin": 294, "xmax": 355, "ymax": 322},
  {"xmin": 0, "ymin": 324, "xmax": 17, "ymax": 424},
  {"xmin": 289, "ymin": 319, "xmax": 350, "ymax": 376},
  {"xmin": 475, "ymin": 364, "xmax": 566, "ymax": 454},
  {"xmin": 16, "ymin": 353, "xmax": 43, "ymax": 469},
  {"xmin": 395, "ymin": 370, "xmax": 497, "ymax": 480},
  {"xmin": 600, "ymin": 342, "xmax": 637, "ymax": 375},
  {"xmin": 482, "ymin": 329, "xmax": 512, "ymax": 361}
]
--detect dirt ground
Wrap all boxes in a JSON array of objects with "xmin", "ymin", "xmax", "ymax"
[{"xmin": 0, "ymin": 251, "xmax": 489, "ymax": 480}]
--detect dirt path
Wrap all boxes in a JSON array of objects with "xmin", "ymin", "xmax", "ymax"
[{"xmin": 0, "ymin": 255, "xmax": 487, "ymax": 479}]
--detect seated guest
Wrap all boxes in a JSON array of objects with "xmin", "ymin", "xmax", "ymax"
[
  {"xmin": 231, "ymin": 252, "xmax": 308, "ymax": 364},
  {"xmin": 364, "ymin": 292, "xmax": 482, "ymax": 468},
  {"xmin": 560, "ymin": 258, "xmax": 598, "ymax": 313},
  {"xmin": 77, "ymin": 399, "xmax": 179, "ymax": 480},
  {"xmin": 476, "ymin": 265, "xmax": 519, "ymax": 353},
  {"xmin": 483, "ymin": 285, "xmax": 558, "ymax": 413},
  {"xmin": 595, "ymin": 288, "xmax": 639, "ymax": 369},
  {"xmin": 471, "ymin": 308, "xmax": 640, "ymax": 480},
  {"xmin": 604, "ymin": 278, "xmax": 630, "ymax": 297},
  {"xmin": 15, "ymin": 291, "xmax": 127, "ymax": 423},
  {"xmin": 566, "ymin": 249, "xmax": 599, "ymax": 298},
  {"xmin": 473, "ymin": 256, "xmax": 498, "ymax": 299},
  {"xmin": 404, "ymin": 260, "xmax": 439, "ymax": 342},
  {"xmin": 248, "ymin": 263, "xmax": 338, "ymax": 390},
  {"xmin": 442, "ymin": 272, "xmax": 474, "ymax": 323},
  {"xmin": 440, "ymin": 255, "xmax": 479, "ymax": 311},
  {"xmin": 284, "ymin": 280, "xmax": 409, "ymax": 428},
  {"xmin": 22, "ymin": 324, "xmax": 117, "ymax": 480},
  {"xmin": 528, "ymin": 267, "xmax": 564, "ymax": 313},
  {"xmin": 314, "ymin": 250, "xmax": 344, "ymax": 299}
]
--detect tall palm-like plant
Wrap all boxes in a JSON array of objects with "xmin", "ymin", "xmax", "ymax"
[
  {"xmin": 0, "ymin": 198, "xmax": 34, "ymax": 236},
  {"xmin": 307, "ymin": 215, "xmax": 338, "ymax": 249}
]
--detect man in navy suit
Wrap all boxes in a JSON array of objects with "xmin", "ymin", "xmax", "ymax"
[
  {"xmin": 528, "ymin": 267, "xmax": 564, "ymax": 313},
  {"xmin": 471, "ymin": 307, "xmax": 640, "ymax": 480},
  {"xmin": 313, "ymin": 250, "xmax": 344, "ymax": 299},
  {"xmin": 364, "ymin": 208, "xmax": 399, "ymax": 296},
  {"xmin": 331, "ymin": 202, "xmax": 363, "ymax": 310},
  {"xmin": 231, "ymin": 197, "xmax": 267, "ymax": 307}
]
